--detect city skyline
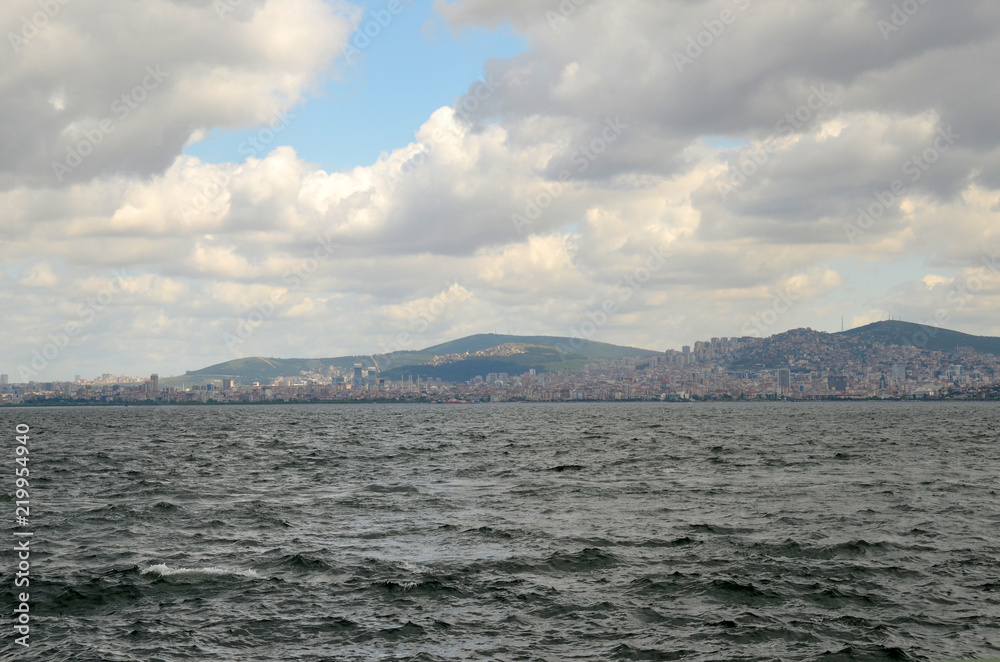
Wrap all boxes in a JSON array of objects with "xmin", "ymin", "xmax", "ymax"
[
  {"xmin": 4, "ymin": 318, "xmax": 999, "ymax": 390},
  {"xmin": 4, "ymin": 323, "xmax": 998, "ymax": 403},
  {"xmin": 5, "ymin": 313, "xmax": 1000, "ymax": 384}
]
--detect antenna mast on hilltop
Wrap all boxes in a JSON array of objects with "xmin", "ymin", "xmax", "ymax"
[{"xmin": 841, "ymin": 316, "xmax": 844, "ymax": 332}]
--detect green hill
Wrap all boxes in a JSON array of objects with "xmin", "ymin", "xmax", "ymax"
[
  {"xmin": 418, "ymin": 333, "xmax": 652, "ymax": 359},
  {"xmin": 379, "ymin": 342, "xmax": 627, "ymax": 382},
  {"xmin": 839, "ymin": 321, "xmax": 1000, "ymax": 355},
  {"xmin": 170, "ymin": 334, "xmax": 659, "ymax": 386},
  {"xmin": 171, "ymin": 356, "xmax": 375, "ymax": 387}
]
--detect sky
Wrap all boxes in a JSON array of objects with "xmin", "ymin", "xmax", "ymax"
[{"xmin": 1, "ymin": 0, "xmax": 999, "ymax": 382}]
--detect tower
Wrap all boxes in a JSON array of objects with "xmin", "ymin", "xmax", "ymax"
[{"xmin": 777, "ymin": 368, "xmax": 790, "ymax": 395}]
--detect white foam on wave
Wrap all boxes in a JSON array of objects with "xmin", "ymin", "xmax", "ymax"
[
  {"xmin": 396, "ymin": 560, "xmax": 423, "ymax": 574},
  {"xmin": 141, "ymin": 563, "xmax": 261, "ymax": 579}
]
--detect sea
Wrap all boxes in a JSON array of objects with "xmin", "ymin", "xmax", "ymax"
[{"xmin": 1, "ymin": 402, "xmax": 999, "ymax": 661}]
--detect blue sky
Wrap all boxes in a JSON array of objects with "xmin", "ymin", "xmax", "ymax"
[{"xmin": 184, "ymin": 1, "xmax": 526, "ymax": 172}]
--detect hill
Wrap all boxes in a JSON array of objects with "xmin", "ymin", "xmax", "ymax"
[
  {"xmin": 838, "ymin": 320, "xmax": 1000, "ymax": 356},
  {"xmin": 727, "ymin": 321, "xmax": 1000, "ymax": 372},
  {"xmin": 170, "ymin": 334, "xmax": 659, "ymax": 386},
  {"xmin": 418, "ymin": 333, "xmax": 654, "ymax": 360},
  {"xmin": 162, "ymin": 355, "xmax": 373, "ymax": 388}
]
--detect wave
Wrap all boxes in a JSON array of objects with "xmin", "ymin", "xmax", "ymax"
[
  {"xmin": 275, "ymin": 552, "xmax": 336, "ymax": 572},
  {"xmin": 749, "ymin": 538, "xmax": 934, "ymax": 560},
  {"xmin": 611, "ymin": 643, "xmax": 691, "ymax": 660},
  {"xmin": 364, "ymin": 484, "xmax": 420, "ymax": 494},
  {"xmin": 634, "ymin": 536, "xmax": 700, "ymax": 548},
  {"xmin": 372, "ymin": 578, "xmax": 463, "ymax": 595},
  {"xmin": 708, "ymin": 578, "xmax": 781, "ymax": 601},
  {"xmin": 464, "ymin": 525, "xmax": 515, "ymax": 539},
  {"xmin": 50, "ymin": 583, "xmax": 144, "ymax": 612},
  {"xmin": 141, "ymin": 563, "xmax": 261, "ymax": 579},
  {"xmin": 541, "ymin": 548, "xmax": 619, "ymax": 573}
]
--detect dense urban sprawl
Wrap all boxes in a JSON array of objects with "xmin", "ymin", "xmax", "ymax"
[{"xmin": 3, "ymin": 327, "xmax": 999, "ymax": 405}]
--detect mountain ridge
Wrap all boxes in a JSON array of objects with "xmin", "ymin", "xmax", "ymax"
[
  {"xmin": 837, "ymin": 320, "xmax": 1000, "ymax": 355},
  {"xmin": 166, "ymin": 322, "xmax": 1000, "ymax": 386},
  {"xmin": 171, "ymin": 333, "xmax": 660, "ymax": 385}
]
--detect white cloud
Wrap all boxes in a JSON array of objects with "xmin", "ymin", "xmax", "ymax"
[
  {"xmin": 2, "ymin": 0, "xmax": 999, "ymax": 379},
  {"xmin": 0, "ymin": 0, "xmax": 353, "ymax": 188}
]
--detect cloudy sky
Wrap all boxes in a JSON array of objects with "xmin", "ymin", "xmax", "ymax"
[{"xmin": 2, "ymin": 0, "xmax": 998, "ymax": 381}]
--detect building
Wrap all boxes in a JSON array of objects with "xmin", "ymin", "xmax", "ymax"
[
  {"xmin": 0, "ymin": 374, "xmax": 8, "ymax": 386},
  {"xmin": 352, "ymin": 364, "xmax": 365, "ymax": 388},
  {"xmin": 777, "ymin": 369, "xmax": 790, "ymax": 394},
  {"xmin": 150, "ymin": 374, "xmax": 159, "ymax": 393},
  {"xmin": 222, "ymin": 378, "xmax": 234, "ymax": 389}
]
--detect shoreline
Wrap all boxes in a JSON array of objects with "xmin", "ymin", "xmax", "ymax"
[{"xmin": 2, "ymin": 397, "xmax": 998, "ymax": 408}]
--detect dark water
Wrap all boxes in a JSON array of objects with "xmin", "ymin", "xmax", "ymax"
[{"xmin": 2, "ymin": 402, "xmax": 999, "ymax": 661}]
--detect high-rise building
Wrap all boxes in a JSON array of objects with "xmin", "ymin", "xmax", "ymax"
[
  {"xmin": 0, "ymin": 374, "xmax": 8, "ymax": 386},
  {"xmin": 777, "ymin": 369, "xmax": 790, "ymax": 393},
  {"xmin": 222, "ymin": 378, "xmax": 234, "ymax": 390},
  {"xmin": 150, "ymin": 374, "xmax": 159, "ymax": 393},
  {"xmin": 353, "ymin": 364, "xmax": 364, "ymax": 388}
]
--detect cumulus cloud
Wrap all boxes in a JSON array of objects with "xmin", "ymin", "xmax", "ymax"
[{"xmin": 0, "ymin": 0, "xmax": 353, "ymax": 188}]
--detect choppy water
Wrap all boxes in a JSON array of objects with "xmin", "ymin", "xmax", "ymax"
[{"xmin": 2, "ymin": 402, "xmax": 1000, "ymax": 661}]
